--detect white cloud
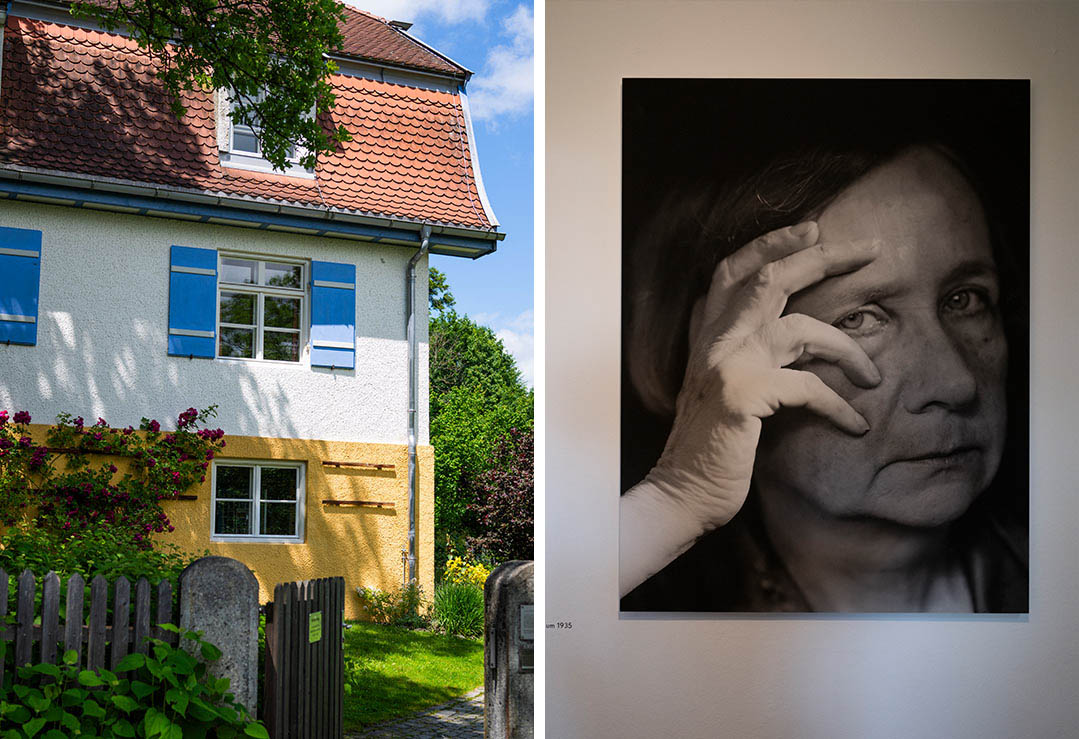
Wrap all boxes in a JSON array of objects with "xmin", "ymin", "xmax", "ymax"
[
  {"xmin": 475, "ymin": 309, "xmax": 534, "ymax": 388},
  {"xmin": 467, "ymin": 5, "xmax": 534, "ymax": 124},
  {"xmin": 344, "ymin": 0, "xmax": 490, "ymax": 25}
]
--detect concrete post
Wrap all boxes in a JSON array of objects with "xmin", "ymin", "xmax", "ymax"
[
  {"xmin": 178, "ymin": 556, "xmax": 260, "ymax": 714},
  {"xmin": 484, "ymin": 561, "xmax": 534, "ymax": 739}
]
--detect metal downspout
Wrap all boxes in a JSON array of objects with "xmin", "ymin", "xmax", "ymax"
[{"xmin": 405, "ymin": 225, "xmax": 431, "ymax": 585}]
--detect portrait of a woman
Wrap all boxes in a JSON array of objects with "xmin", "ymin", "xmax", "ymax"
[{"xmin": 619, "ymin": 80, "xmax": 1028, "ymax": 613}]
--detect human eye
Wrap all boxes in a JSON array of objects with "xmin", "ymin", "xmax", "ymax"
[
  {"xmin": 832, "ymin": 306, "xmax": 888, "ymax": 337},
  {"xmin": 941, "ymin": 286, "xmax": 995, "ymax": 317}
]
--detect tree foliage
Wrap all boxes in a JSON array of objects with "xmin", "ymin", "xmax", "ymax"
[
  {"xmin": 464, "ymin": 428, "xmax": 533, "ymax": 562},
  {"xmin": 428, "ymin": 267, "xmax": 456, "ymax": 315},
  {"xmin": 429, "ymin": 311, "xmax": 524, "ymax": 415},
  {"xmin": 429, "ymin": 311, "xmax": 532, "ymax": 553},
  {"xmin": 72, "ymin": 0, "xmax": 350, "ymax": 171}
]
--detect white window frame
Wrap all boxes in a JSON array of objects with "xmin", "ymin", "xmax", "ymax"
[
  {"xmin": 210, "ymin": 460, "xmax": 306, "ymax": 543},
  {"xmin": 217, "ymin": 252, "xmax": 308, "ymax": 364},
  {"xmin": 219, "ymin": 88, "xmax": 315, "ymax": 178}
]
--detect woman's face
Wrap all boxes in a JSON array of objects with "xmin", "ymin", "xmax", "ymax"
[{"xmin": 754, "ymin": 148, "xmax": 1008, "ymax": 528}]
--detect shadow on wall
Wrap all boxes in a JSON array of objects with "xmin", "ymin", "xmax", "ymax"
[{"xmin": 1, "ymin": 310, "xmax": 301, "ymax": 441}]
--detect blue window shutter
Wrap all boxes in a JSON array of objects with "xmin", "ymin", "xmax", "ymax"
[
  {"xmin": 168, "ymin": 245, "xmax": 217, "ymax": 358},
  {"xmin": 0, "ymin": 227, "xmax": 42, "ymax": 346},
  {"xmin": 310, "ymin": 261, "xmax": 356, "ymax": 369}
]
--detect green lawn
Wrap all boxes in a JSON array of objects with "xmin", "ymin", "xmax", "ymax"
[{"xmin": 342, "ymin": 622, "xmax": 484, "ymax": 731}]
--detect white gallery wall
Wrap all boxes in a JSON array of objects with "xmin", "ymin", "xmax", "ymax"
[{"xmin": 545, "ymin": 2, "xmax": 1079, "ymax": 737}]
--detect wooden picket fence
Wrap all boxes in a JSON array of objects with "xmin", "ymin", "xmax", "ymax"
[
  {"xmin": 263, "ymin": 577, "xmax": 344, "ymax": 739},
  {"xmin": 0, "ymin": 569, "xmax": 177, "ymax": 685}
]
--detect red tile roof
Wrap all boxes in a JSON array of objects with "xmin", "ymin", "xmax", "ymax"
[
  {"xmin": 336, "ymin": 6, "xmax": 467, "ymax": 77},
  {"xmin": 0, "ymin": 15, "xmax": 493, "ymax": 230},
  {"xmin": 69, "ymin": 0, "xmax": 469, "ymax": 77}
]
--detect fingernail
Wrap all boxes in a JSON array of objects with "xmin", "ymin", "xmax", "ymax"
[
  {"xmin": 856, "ymin": 415, "xmax": 870, "ymax": 435},
  {"xmin": 790, "ymin": 221, "xmax": 816, "ymax": 237}
]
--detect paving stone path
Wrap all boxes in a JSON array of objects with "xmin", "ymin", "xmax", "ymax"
[{"xmin": 346, "ymin": 688, "xmax": 484, "ymax": 738}]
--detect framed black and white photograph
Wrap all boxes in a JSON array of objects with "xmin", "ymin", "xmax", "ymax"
[{"xmin": 619, "ymin": 79, "xmax": 1029, "ymax": 614}]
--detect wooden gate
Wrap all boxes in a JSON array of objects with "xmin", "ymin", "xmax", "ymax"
[{"xmin": 264, "ymin": 577, "xmax": 344, "ymax": 739}]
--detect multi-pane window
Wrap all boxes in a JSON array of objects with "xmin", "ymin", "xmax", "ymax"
[
  {"xmin": 230, "ymin": 90, "xmax": 297, "ymax": 159},
  {"xmin": 218, "ymin": 255, "xmax": 305, "ymax": 362},
  {"xmin": 212, "ymin": 462, "xmax": 304, "ymax": 541}
]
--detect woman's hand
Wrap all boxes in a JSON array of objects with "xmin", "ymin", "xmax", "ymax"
[{"xmin": 620, "ymin": 222, "xmax": 882, "ymax": 596}]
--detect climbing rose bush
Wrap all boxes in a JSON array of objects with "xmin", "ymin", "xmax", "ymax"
[{"xmin": 0, "ymin": 406, "xmax": 225, "ymax": 548}]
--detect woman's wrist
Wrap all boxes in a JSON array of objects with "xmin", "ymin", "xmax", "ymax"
[{"xmin": 619, "ymin": 475, "xmax": 714, "ymax": 597}]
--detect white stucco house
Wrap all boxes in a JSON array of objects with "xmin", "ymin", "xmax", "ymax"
[{"xmin": 0, "ymin": 0, "xmax": 502, "ymax": 616}]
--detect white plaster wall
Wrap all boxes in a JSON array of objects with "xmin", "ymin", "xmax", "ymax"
[
  {"xmin": 546, "ymin": 2, "xmax": 1079, "ymax": 738},
  {"xmin": 0, "ymin": 200, "xmax": 429, "ymax": 444}
]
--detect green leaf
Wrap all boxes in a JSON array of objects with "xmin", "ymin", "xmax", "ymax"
[
  {"xmin": 163, "ymin": 724, "xmax": 183, "ymax": 739},
  {"xmin": 62, "ymin": 687, "xmax": 89, "ymax": 706},
  {"xmin": 43, "ymin": 731, "xmax": 68, "ymax": 739},
  {"xmin": 26, "ymin": 694, "xmax": 50, "ymax": 713},
  {"xmin": 30, "ymin": 663, "xmax": 62, "ymax": 680},
  {"xmin": 83, "ymin": 699, "xmax": 106, "ymax": 719},
  {"xmin": 187, "ymin": 698, "xmax": 217, "ymax": 722},
  {"xmin": 4, "ymin": 705, "xmax": 30, "ymax": 723},
  {"xmin": 112, "ymin": 719, "xmax": 135, "ymax": 738},
  {"xmin": 130, "ymin": 681, "xmax": 155, "ymax": 699},
  {"xmin": 115, "ymin": 653, "xmax": 145, "ymax": 672},
  {"xmin": 110, "ymin": 695, "xmax": 139, "ymax": 714},
  {"xmin": 23, "ymin": 717, "xmax": 46, "ymax": 738},
  {"xmin": 78, "ymin": 670, "xmax": 105, "ymax": 687},
  {"xmin": 199, "ymin": 642, "xmax": 222, "ymax": 662},
  {"xmin": 63, "ymin": 650, "xmax": 79, "ymax": 665},
  {"xmin": 217, "ymin": 703, "xmax": 238, "ymax": 723},
  {"xmin": 61, "ymin": 710, "xmax": 81, "ymax": 731},
  {"xmin": 143, "ymin": 708, "xmax": 169, "ymax": 736},
  {"xmin": 244, "ymin": 723, "xmax": 270, "ymax": 739},
  {"xmin": 164, "ymin": 688, "xmax": 188, "ymax": 717}
]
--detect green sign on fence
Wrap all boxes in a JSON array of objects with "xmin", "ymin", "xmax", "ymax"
[{"xmin": 309, "ymin": 611, "xmax": 322, "ymax": 643}]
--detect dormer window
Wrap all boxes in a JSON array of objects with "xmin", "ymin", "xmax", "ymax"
[
  {"xmin": 217, "ymin": 88, "xmax": 313, "ymax": 178},
  {"xmin": 230, "ymin": 89, "xmax": 296, "ymax": 159}
]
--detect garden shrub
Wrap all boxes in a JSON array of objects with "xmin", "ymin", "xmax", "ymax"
[
  {"xmin": 0, "ymin": 527, "xmax": 197, "ymax": 590},
  {"xmin": 432, "ymin": 582, "xmax": 484, "ymax": 638},
  {"xmin": 464, "ymin": 428, "xmax": 534, "ymax": 563},
  {"xmin": 0, "ymin": 627, "xmax": 267, "ymax": 738},
  {"xmin": 354, "ymin": 583, "xmax": 428, "ymax": 630}
]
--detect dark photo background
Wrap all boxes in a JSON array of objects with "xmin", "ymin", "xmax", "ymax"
[{"xmin": 620, "ymin": 79, "xmax": 1029, "ymax": 608}]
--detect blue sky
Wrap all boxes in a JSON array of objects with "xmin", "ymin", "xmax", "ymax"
[{"xmin": 345, "ymin": 0, "xmax": 535, "ymax": 386}]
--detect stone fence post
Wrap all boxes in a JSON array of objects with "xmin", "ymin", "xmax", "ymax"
[
  {"xmin": 179, "ymin": 556, "xmax": 260, "ymax": 714},
  {"xmin": 485, "ymin": 560, "xmax": 534, "ymax": 738}
]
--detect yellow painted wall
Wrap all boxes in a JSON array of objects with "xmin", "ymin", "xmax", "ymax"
[
  {"xmin": 16, "ymin": 425, "xmax": 433, "ymax": 621},
  {"xmin": 158, "ymin": 435, "xmax": 435, "ymax": 620}
]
